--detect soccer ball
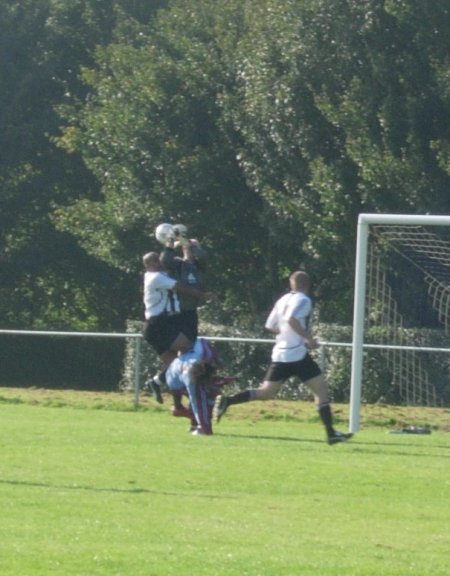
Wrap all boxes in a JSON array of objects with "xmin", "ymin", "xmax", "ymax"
[{"xmin": 155, "ymin": 223, "xmax": 175, "ymax": 245}]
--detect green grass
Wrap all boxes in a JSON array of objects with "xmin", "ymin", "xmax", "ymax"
[{"xmin": 1, "ymin": 387, "xmax": 450, "ymax": 575}]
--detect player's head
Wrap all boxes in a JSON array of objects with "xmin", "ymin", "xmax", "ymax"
[
  {"xmin": 189, "ymin": 360, "xmax": 217, "ymax": 386},
  {"xmin": 289, "ymin": 271, "xmax": 311, "ymax": 293},
  {"xmin": 142, "ymin": 251, "xmax": 161, "ymax": 270}
]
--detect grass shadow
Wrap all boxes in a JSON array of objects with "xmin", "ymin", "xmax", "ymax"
[
  {"xmin": 0, "ymin": 478, "xmax": 237, "ymax": 499},
  {"xmin": 217, "ymin": 432, "xmax": 450, "ymax": 457}
]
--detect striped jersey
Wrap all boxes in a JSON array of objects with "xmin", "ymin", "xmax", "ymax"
[{"xmin": 143, "ymin": 270, "xmax": 179, "ymax": 319}]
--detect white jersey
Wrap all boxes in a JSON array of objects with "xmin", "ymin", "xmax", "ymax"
[
  {"xmin": 143, "ymin": 270, "xmax": 179, "ymax": 319},
  {"xmin": 265, "ymin": 291, "xmax": 312, "ymax": 362}
]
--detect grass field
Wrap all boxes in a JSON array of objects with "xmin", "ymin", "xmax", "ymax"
[{"xmin": 1, "ymin": 387, "xmax": 449, "ymax": 576}]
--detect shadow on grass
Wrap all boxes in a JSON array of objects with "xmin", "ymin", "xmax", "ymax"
[
  {"xmin": 216, "ymin": 431, "xmax": 450, "ymax": 457},
  {"xmin": 0, "ymin": 478, "xmax": 237, "ymax": 499},
  {"xmin": 348, "ymin": 441, "xmax": 450, "ymax": 458},
  {"xmin": 217, "ymin": 431, "xmax": 325, "ymax": 444}
]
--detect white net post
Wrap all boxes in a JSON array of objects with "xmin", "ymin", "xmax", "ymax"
[
  {"xmin": 349, "ymin": 213, "xmax": 450, "ymax": 433},
  {"xmin": 349, "ymin": 216, "xmax": 369, "ymax": 432}
]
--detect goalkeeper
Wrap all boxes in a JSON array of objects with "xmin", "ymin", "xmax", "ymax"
[
  {"xmin": 148, "ymin": 223, "xmax": 208, "ymax": 415},
  {"xmin": 141, "ymin": 250, "xmax": 209, "ymax": 404},
  {"xmin": 160, "ymin": 223, "xmax": 207, "ymax": 344}
]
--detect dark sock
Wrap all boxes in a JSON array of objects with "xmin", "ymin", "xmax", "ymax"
[
  {"xmin": 154, "ymin": 370, "xmax": 167, "ymax": 386},
  {"xmin": 227, "ymin": 390, "xmax": 252, "ymax": 406},
  {"xmin": 149, "ymin": 378, "xmax": 163, "ymax": 404},
  {"xmin": 318, "ymin": 402, "xmax": 335, "ymax": 437},
  {"xmin": 172, "ymin": 393, "xmax": 184, "ymax": 409}
]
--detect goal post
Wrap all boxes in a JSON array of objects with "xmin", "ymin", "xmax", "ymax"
[{"xmin": 349, "ymin": 213, "xmax": 450, "ymax": 432}]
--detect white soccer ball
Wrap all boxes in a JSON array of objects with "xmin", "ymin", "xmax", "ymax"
[{"xmin": 155, "ymin": 223, "xmax": 175, "ymax": 245}]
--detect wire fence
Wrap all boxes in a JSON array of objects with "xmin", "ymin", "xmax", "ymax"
[{"xmin": 2, "ymin": 329, "xmax": 450, "ymax": 410}]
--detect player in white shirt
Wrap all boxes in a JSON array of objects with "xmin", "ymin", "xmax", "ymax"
[
  {"xmin": 213, "ymin": 271, "xmax": 353, "ymax": 445},
  {"xmin": 141, "ymin": 251, "xmax": 208, "ymax": 402}
]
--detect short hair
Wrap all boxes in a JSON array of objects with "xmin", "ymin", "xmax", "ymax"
[
  {"xmin": 142, "ymin": 251, "xmax": 160, "ymax": 268},
  {"xmin": 290, "ymin": 271, "xmax": 311, "ymax": 291}
]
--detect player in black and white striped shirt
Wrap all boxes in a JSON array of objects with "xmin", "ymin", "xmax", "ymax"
[{"xmin": 141, "ymin": 251, "xmax": 208, "ymax": 403}]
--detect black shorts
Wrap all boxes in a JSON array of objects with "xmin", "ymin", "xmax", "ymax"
[
  {"xmin": 263, "ymin": 353, "xmax": 322, "ymax": 383},
  {"xmin": 143, "ymin": 314, "xmax": 188, "ymax": 355}
]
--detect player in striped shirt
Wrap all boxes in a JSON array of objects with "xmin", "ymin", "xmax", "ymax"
[{"xmin": 141, "ymin": 251, "xmax": 208, "ymax": 403}]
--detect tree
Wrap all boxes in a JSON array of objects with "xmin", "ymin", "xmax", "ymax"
[
  {"xmin": 56, "ymin": 0, "xmax": 286, "ymax": 322},
  {"xmin": 0, "ymin": 0, "xmax": 168, "ymax": 330},
  {"xmin": 212, "ymin": 0, "xmax": 450, "ymax": 320},
  {"xmin": 56, "ymin": 0, "xmax": 450, "ymax": 327}
]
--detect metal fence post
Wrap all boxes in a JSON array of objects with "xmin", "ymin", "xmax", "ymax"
[{"xmin": 133, "ymin": 336, "xmax": 142, "ymax": 408}]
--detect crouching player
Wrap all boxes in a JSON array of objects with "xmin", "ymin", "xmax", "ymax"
[{"xmin": 165, "ymin": 338, "xmax": 221, "ymax": 435}]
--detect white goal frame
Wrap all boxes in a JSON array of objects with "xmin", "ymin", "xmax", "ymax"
[{"xmin": 349, "ymin": 213, "xmax": 450, "ymax": 432}]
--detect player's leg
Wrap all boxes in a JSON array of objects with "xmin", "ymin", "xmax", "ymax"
[
  {"xmin": 213, "ymin": 364, "xmax": 285, "ymax": 422},
  {"xmin": 303, "ymin": 367, "xmax": 352, "ymax": 445},
  {"xmin": 167, "ymin": 332, "xmax": 194, "ymax": 410},
  {"xmin": 215, "ymin": 380, "xmax": 283, "ymax": 417},
  {"xmin": 142, "ymin": 318, "xmax": 169, "ymax": 404},
  {"xmin": 180, "ymin": 309, "xmax": 199, "ymax": 343},
  {"xmin": 159, "ymin": 317, "xmax": 195, "ymax": 409},
  {"xmin": 185, "ymin": 380, "xmax": 213, "ymax": 435},
  {"xmin": 303, "ymin": 373, "xmax": 334, "ymax": 434},
  {"xmin": 165, "ymin": 333, "xmax": 193, "ymax": 359},
  {"xmin": 145, "ymin": 348, "xmax": 178, "ymax": 406}
]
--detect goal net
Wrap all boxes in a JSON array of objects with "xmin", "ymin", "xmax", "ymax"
[{"xmin": 349, "ymin": 214, "xmax": 450, "ymax": 432}]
